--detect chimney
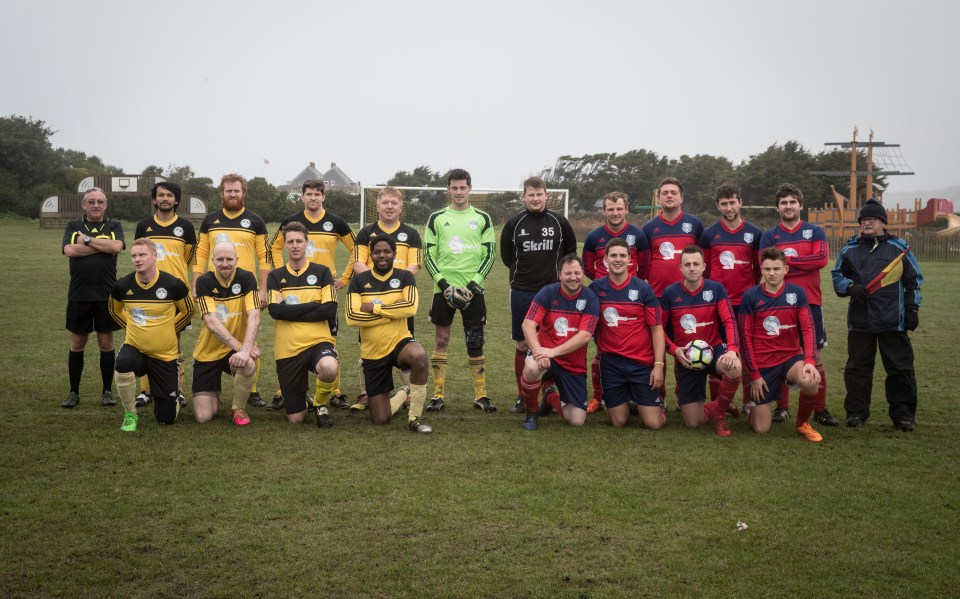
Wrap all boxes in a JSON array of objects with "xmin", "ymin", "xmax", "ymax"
[
  {"xmin": 309, "ymin": 162, "xmax": 316, "ymax": 168},
  {"xmin": 331, "ymin": 162, "xmax": 336, "ymax": 168}
]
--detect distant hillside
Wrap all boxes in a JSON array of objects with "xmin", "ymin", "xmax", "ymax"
[{"xmin": 883, "ymin": 185, "xmax": 959, "ymax": 210}]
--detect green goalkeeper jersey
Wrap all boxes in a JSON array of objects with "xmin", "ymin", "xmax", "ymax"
[{"xmin": 423, "ymin": 205, "xmax": 496, "ymax": 292}]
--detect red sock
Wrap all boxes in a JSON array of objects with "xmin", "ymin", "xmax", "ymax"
[
  {"xmin": 547, "ymin": 389, "xmax": 562, "ymax": 414},
  {"xmin": 797, "ymin": 393, "xmax": 815, "ymax": 425},
  {"xmin": 708, "ymin": 375, "xmax": 720, "ymax": 402},
  {"xmin": 777, "ymin": 383, "xmax": 790, "ymax": 410},
  {"xmin": 519, "ymin": 376, "xmax": 541, "ymax": 413},
  {"xmin": 717, "ymin": 376, "xmax": 740, "ymax": 413},
  {"xmin": 514, "ymin": 350, "xmax": 526, "ymax": 397},
  {"xmin": 814, "ymin": 365, "xmax": 827, "ymax": 412},
  {"xmin": 591, "ymin": 355, "xmax": 602, "ymax": 402},
  {"xmin": 703, "ymin": 401, "xmax": 718, "ymax": 422}
]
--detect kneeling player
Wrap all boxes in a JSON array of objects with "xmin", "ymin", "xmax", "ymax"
[
  {"xmin": 661, "ymin": 245, "xmax": 743, "ymax": 437},
  {"xmin": 347, "ymin": 237, "xmax": 432, "ymax": 433},
  {"xmin": 192, "ymin": 242, "xmax": 261, "ymax": 426},
  {"xmin": 109, "ymin": 238, "xmax": 194, "ymax": 431},
  {"xmin": 518, "ymin": 255, "xmax": 599, "ymax": 430},
  {"xmin": 267, "ymin": 222, "xmax": 340, "ymax": 427},
  {"xmin": 588, "ymin": 238, "xmax": 666, "ymax": 429},
  {"xmin": 739, "ymin": 248, "xmax": 822, "ymax": 442}
]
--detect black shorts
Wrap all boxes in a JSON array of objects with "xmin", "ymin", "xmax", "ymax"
[
  {"xmin": 116, "ymin": 344, "xmax": 178, "ymax": 400},
  {"xmin": 429, "ymin": 292, "xmax": 487, "ymax": 328},
  {"xmin": 192, "ymin": 352, "xmax": 235, "ymax": 394},
  {"xmin": 362, "ymin": 337, "xmax": 417, "ymax": 397},
  {"xmin": 66, "ymin": 300, "xmax": 121, "ymax": 334},
  {"xmin": 276, "ymin": 342, "xmax": 338, "ymax": 414}
]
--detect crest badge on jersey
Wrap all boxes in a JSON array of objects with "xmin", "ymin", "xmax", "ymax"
[
  {"xmin": 155, "ymin": 287, "xmax": 168, "ymax": 299},
  {"xmin": 786, "ymin": 293, "xmax": 797, "ymax": 305},
  {"xmin": 307, "ymin": 275, "xmax": 318, "ymax": 285},
  {"xmin": 626, "ymin": 235, "xmax": 636, "ymax": 246},
  {"xmin": 398, "ymin": 232, "xmax": 408, "ymax": 242},
  {"xmin": 743, "ymin": 232, "xmax": 754, "ymax": 243},
  {"xmin": 628, "ymin": 289, "xmax": 639, "ymax": 301},
  {"xmin": 682, "ymin": 223, "xmax": 693, "ymax": 233},
  {"xmin": 802, "ymin": 229, "xmax": 812, "ymax": 239},
  {"xmin": 703, "ymin": 290, "xmax": 714, "ymax": 302},
  {"xmin": 323, "ymin": 221, "xmax": 333, "ymax": 232},
  {"xmin": 469, "ymin": 220, "xmax": 478, "ymax": 230},
  {"xmin": 173, "ymin": 226, "xmax": 184, "ymax": 237},
  {"xmin": 389, "ymin": 278, "xmax": 400, "ymax": 288},
  {"xmin": 241, "ymin": 218, "xmax": 251, "ymax": 229},
  {"xmin": 576, "ymin": 299, "xmax": 586, "ymax": 312},
  {"xmin": 231, "ymin": 283, "xmax": 241, "ymax": 295}
]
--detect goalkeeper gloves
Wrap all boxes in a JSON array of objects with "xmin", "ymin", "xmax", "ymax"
[
  {"xmin": 443, "ymin": 285, "xmax": 473, "ymax": 310},
  {"xmin": 467, "ymin": 281, "xmax": 484, "ymax": 297}
]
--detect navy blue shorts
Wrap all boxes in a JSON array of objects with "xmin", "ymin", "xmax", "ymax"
[
  {"xmin": 510, "ymin": 289, "xmax": 538, "ymax": 341},
  {"xmin": 810, "ymin": 304, "xmax": 827, "ymax": 349},
  {"xmin": 599, "ymin": 353, "xmax": 661, "ymax": 408},
  {"xmin": 538, "ymin": 358, "xmax": 587, "ymax": 411},
  {"xmin": 755, "ymin": 354, "xmax": 804, "ymax": 405},
  {"xmin": 675, "ymin": 342, "xmax": 727, "ymax": 405}
]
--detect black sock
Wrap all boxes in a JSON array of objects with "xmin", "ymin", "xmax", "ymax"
[
  {"xmin": 100, "ymin": 350, "xmax": 115, "ymax": 393},
  {"xmin": 69, "ymin": 351, "xmax": 84, "ymax": 394}
]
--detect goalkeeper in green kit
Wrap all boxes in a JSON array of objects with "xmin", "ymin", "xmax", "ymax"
[{"xmin": 423, "ymin": 169, "xmax": 497, "ymax": 412}]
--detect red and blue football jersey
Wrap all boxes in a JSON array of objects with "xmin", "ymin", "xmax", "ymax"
[
  {"xmin": 641, "ymin": 212, "xmax": 704, "ymax": 296},
  {"xmin": 525, "ymin": 283, "xmax": 600, "ymax": 374},
  {"xmin": 738, "ymin": 282, "xmax": 816, "ymax": 380},
  {"xmin": 588, "ymin": 276, "xmax": 662, "ymax": 365},
  {"xmin": 659, "ymin": 279, "xmax": 738, "ymax": 355},
  {"xmin": 700, "ymin": 219, "xmax": 761, "ymax": 306},
  {"xmin": 581, "ymin": 223, "xmax": 649, "ymax": 280},
  {"xmin": 759, "ymin": 221, "xmax": 829, "ymax": 305}
]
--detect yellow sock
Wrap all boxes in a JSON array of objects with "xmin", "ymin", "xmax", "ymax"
[
  {"xmin": 177, "ymin": 354, "xmax": 185, "ymax": 393},
  {"xmin": 251, "ymin": 357, "xmax": 260, "ymax": 393},
  {"xmin": 233, "ymin": 372, "xmax": 255, "ymax": 410},
  {"xmin": 431, "ymin": 351, "xmax": 448, "ymax": 398},
  {"xmin": 138, "ymin": 374, "xmax": 150, "ymax": 395},
  {"xmin": 408, "ymin": 384, "xmax": 427, "ymax": 420},
  {"xmin": 469, "ymin": 356, "xmax": 487, "ymax": 399},
  {"xmin": 332, "ymin": 370, "xmax": 342, "ymax": 396},
  {"xmin": 314, "ymin": 378, "xmax": 335, "ymax": 407},
  {"xmin": 358, "ymin": 359, "xmax": 366, "ymax": 396},
  {"xmin": 116, "ymin": 371, "xmax": 138, "ymax": 413},
  {"xmin": 398, "ymin": 369, "xmax": 411, "ymax": 388},
  {"xmin": 390, "ymin": 388, "xmax": 408, "ymax": 415}
]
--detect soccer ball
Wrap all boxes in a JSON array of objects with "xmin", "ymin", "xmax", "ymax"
[{"xmin": 684, "ymin": 340, "xmax": 714, "ymax": 370}]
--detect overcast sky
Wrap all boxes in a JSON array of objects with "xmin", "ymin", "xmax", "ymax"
[{"xmin": 3, "ymin": 0, "xmax": 957, "ymax": 197}]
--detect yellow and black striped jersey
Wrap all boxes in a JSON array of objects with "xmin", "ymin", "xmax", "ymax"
[
  {"xmin": 135, "ymin": 214, "xmax": 197, "ymax": 288},
  {"xmin": 193, "ymin": 207, "xmax": 270, "ymax": 281},
  {"xmin": 269, "ymin": 210, "xmax": 356, "ymax": 283},
  {"xmin": 193, "ymin": 267, "xmax": 259, "ymax": 362},
  {"xmin": 267, "ymin": 262, "xmax": 337, "ymax": 360},
  {"xmin": 352, "ymin": 221, "xmax": 422, "ymax": 277},
  {"xmin": 346, "ymin": 268, "xmax": 418, "ymax": 360},
  {"xmin": 109, "ymin": 271, "xmax": 194, "ymax": 361}
]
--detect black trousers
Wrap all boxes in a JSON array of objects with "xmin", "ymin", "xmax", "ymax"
[{"xmin": 843, "ymin": 330, "xmax": 917, "ymax": 422}]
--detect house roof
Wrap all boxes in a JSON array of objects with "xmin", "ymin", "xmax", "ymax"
[
  {"xmin": 321, "ymin": 162, "xmax": 355, "ymax": 186},
  {"xmin": 288, "ymin": 162, "xmax": 325, "ymax": 186}
]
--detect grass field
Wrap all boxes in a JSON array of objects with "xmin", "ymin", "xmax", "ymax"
[{"xmin": 1, "ymin": 215, "xmax": 958, "ymax": 598}]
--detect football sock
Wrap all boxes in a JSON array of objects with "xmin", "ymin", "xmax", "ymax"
[
  {"xmin": 717, "ymin": 375, "xmax": 741, "ymax": 412},
  {"xmin": 468, "ymin": 356, "xmax": 487, "ymax": 399},
  {"xmin": 68, "ymin": 350, "xmax": 84, "ymax": 394},
  {"xmin": 390, "ymin": 388, "xmax": 408, "ymax": 415},
  {"xmin": 115, "ymin": 371, "xmax": 137, "ymax": 413},
  {"xmin": 514, "ymin": 350, "xmax": 526, "ymax": 397},
  {"xmin": 332, "ymin": 370, "xmax": 342, "ymax": 397},
  {"xmin": 99, "ymin": 350, "xmax": 114, "ymax": 393},
  {"xmin": 408, "ymin": 384, "xmax": 427, "ymax": 420},
  {"xmin": 177, "ymin": 354, "xmax": 185, "ymax": 394},
  {"xmin": 520, "ymin": 376, "xmax": 541, "ymax": 413},
  {"xmin": 139, "ymin": 375, "xmax": 151, "ymax": 395},
  {"xmin": 314, "ymin": 378, "xmax": 335, "ymax": 407},
  {"xmin": 797, "ymin": 392, "xmax": 815, "ymax": 425},
  {"xmin": 814, "ymin": 365, "xmax": 827, "ymax": 412},
  {"xmin": 430, "ymin": 351, "xmax": 448, "ymax": 398},
  {"xmin": 250, "ymin": 357, "xmax": 260, "ymax": 394},
  {"xmin": 398, "ymin": 368, "xmax": 411, "ymax": 388},
  {"xmin": 777, "ymin": 383, "xmax": 790, "ymax": 410},
  {"xmin": 314, "ymin": 370, "xmax": 343, "ymax": 405},
  {"xmin": 233, "ymin": 372, "xmax": 255, "ymax": 410},
  {"xmin": 591, "ymin": 355, "xmax": 602, "ymax": 402},
  {"xmin": 544, "ymin": 385, "xmax": 561, "ymax": 413},
  {"xmin": 708, "ymin": 375, "xmax": 720, "ymax": 402},
  {"xmin": 357, "ymin": 359, "xmax": 366, "ymax": 396}
]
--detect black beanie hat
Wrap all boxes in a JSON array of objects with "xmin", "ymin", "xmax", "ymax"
[{"xmin": 858, "ymin": 198, "xmax": 887, "ymax": 224}]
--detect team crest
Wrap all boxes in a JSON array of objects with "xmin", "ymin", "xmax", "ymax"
[
  {"xmin": 682, "ymin": 223, "xmax": 693, "ymax": 233},
  {"xmin": 802, "ymin": 229, "xmax": 812, "ymax": 239},
  {"xmin": 576, "ymin": 299, "xmax": 587, "ymax": 311},
  {"xmin": 389, "ymin": 278, "xmax": 400, "ymax": 288},
  {"xmin": 703, "ymin": 290, "xmax": 714, "ymax": 302},
  {"xmin": 231, "ymin": 283, "xmax": 241, "ymax": 294},
  {"xmin": 241, "ymin": 218, "xmax": 251, "ymax": 228},
  {"xmin": 628, "ymin": 289, "xmax": 639, "ymax": 301},
  {"xmin": 786, "ymin": 293, "xmax": 797, "ymax": 305},
  {"xmin": 155, "ymin": 287, "xmax": 168, "ymax": 299},
  {"xmin": 323, "ymin": 221, "xmax": 333, "ymax": 232},
  {"xmin": 172, "ymin": 226, "xmax": 183, "ymax": 238},
  {"xmin": 307, "ymin": 275, "xmax": 318, "ymax": 285},
  {"xmin": 743, "ymin": 232, "xmax": 754, "ymax": 243},
  {"xmin": 469, "ymin": 220, "xmax": 478, "ymax": 229},
  {"xmin": 626, "ymin": 235, "xmax": 636, "ymax": 246},
  {"xmin": 398, "ymin": 232, "xmax": 408, "ymax": 242}
]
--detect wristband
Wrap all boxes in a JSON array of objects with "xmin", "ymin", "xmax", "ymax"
[{"xmin": 654, "ymin": 361, "xmax": 665, "ymax": 366}]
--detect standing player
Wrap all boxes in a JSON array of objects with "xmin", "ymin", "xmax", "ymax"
[
  {"xmin": 641, "ymin": 177, "xmax": 704, "ymax": 296},
  {"xmin": 192, "ymin": 242, "xmax": 261, "ymax": 426},
  {"xmin": 423, "ymin": 169, "xmax": 496, "ymax": 412},
  {"xmin": 588, "ymin": 239, "xmax": 666, "ymax": 429},
  {"xmin": 346, "ymin": 237, "xmax": 432, "ymax": 433},
  {"xmin": 501, "ymin": 176, "xmax": 577, "ymax": 413},
  {"xmin": 581, "ymin": 191, "xmax": 649, "ymax": 414},
  {"xmin": 267, "ymin": 223, "xmax": 340, "ymax": 427},
  {"xmin": 193, "ymin": 173, "xmax": 271, "ymax": 408},
  {"xmin": 660, "ymin": 246, "xmax": 742, "ymax": 437},
  {"xmin": 739, "ymin": 248, "xmax": 823, "ymax": 442},
  {"xmin": 268, "ymin": 178, "xmax": 355, "ymax": 412},
  {"xmin": 518, "ymin": 255, "xmax": 599, "ymax": 430},
  {"xmin": 109, "ymin": 239, "xmax": 194, "ymax": 431},
  {"xmin": 700, "ymin": 184, "xmax": 760, "ymax": 410},
  {"xmin": 133, "ymin": 181, "xmax": 196, "ymax": 408},
  {"xmin": 61, "ymin": 187, "xmax": 124, "ymax": 409},
  {"xmin": 759, "ymin": 183, "xmax": 839, "ymax": 426},
  {"xmin": 349, "ymin": 186, "xmax": 423, "ymax": 409}
]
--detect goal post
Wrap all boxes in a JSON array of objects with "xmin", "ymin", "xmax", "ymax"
[{"xmin": 359, "ymin": 185, "xmax": 570, "ymax": 229}]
